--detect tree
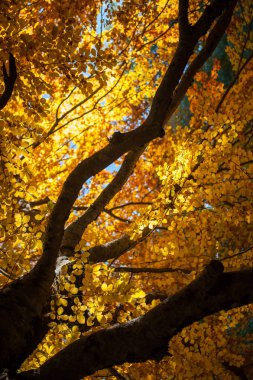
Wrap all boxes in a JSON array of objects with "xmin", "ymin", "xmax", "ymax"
[{"xmin": 0, "ymin": 0, "xmax": 253, "ymax": 378}]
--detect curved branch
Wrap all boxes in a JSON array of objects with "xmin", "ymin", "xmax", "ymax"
[
  {"xmin": 17, "ymin": 261, "xmax": 253, "ymax": 380},
  {"xmin": 61, "ymin": 147, "xmax": 145, "ymax": 256},
  {"xmin": 146, "ymin": 0, "xmax": 237, "ymax": 127},
  {"xmin": 0, "ymin": 53, "xmax": 17, "ymax": 111}
]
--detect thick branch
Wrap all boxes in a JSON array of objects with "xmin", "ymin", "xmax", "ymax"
[
  {"xmin": 193, "ymin": 0, "xmax": 235, "ymax": 39},
  {"xmin": 32, "ymin": 0, "xmax": 235, "ymax": 290},
  {"xmin": 178, "ymin": 0, "xmax": 190, "ymax": 36},
  {"xmin": 146, "ymin": 0, "xmax": 236, "ymax": 127},
  {"xmin": 88, "ymin": 235, "xmax": 133, "ymax": 263},
  {"xmin": 29, "ymin": 196, "xmax": 50, "ymax": 207},
  {"xmin": 87, "ymin": 229, "xmax": 152, "ymax": 264},
  {"xmin": 61, "ymin": 147, "xmax": 145, "ymax": 256},
  {"xmin": 169, "ymin": 0, "xmax": 237, "ymax": 116},
  {"xmin": 17, "ymin": 261, "xmax": 253, "ymax": 380}
]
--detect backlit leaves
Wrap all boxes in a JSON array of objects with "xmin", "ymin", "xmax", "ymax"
[{"xmin": 1, "ymin": 0, "xmax": 253, "ymax": 378}]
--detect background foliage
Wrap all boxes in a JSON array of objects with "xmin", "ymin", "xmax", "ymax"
[{"xmin": 0, "ymin": 0, "xmax": 253, "ymax": 379}]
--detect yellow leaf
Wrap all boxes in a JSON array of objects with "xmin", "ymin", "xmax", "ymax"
[
  {"xmin": 77, "ymin": 313, "xmax": 85, "ymax": 324},
  {"xmin": 70, "ymin": 286, "xmax": 78, "ymax": 295},
  {"xmin": 23, "ymin": 215, "xmax": 30, "ymax": 223},
  {"xmin": 15, "ymin": 214, "xmax": 22, "ymax": 227},
  {"xmin": 87, "ymin": 316, "xmax": 94, "ymax": 326},
  {"xmin": 132, "ymin": 290, "xmax": 145, "ymax": 299},
  {"xmin": 57, "ymin": 307, "xmax": 64, "ymax": 315},
  {"xmin": 35, "ymin": 214, "xmax": 44, "ymax": 221},
  {"xmin": 60, "ymin": 315, "xmax": 68, "ymax": 321},
  {"xmin": 59, "ymin": 298, "xmax": 68, "ymax": 307},
  {"xmin": 69, "ymin": 315, "xmax": 77, "ymax": 323}
]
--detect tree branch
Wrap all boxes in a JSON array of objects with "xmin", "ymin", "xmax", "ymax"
[
  {"xmin": 17, "ymin": 260, "xmax": 253, "ymax": 380},
  {"xmin": 108, "ymin": 201, "xmax": 152, "ymax": 211},
  {"xmin": 29, "ymin": 196, "xmax": 50, "ymax": 207},
  {"xmin": 37, "ymin": 0, "xmax": 236, "ymax": 286},
  {"xmin": 88, "ymin": 235, "xmax": 134, "ymax": 264},
  {"xmin": 216, "ymin": 50, "xmax": 253, "ymax": 112},
  {"xmin": 108, "ymin": 368, "xmax": 129, "ymax": 380},
  {"xmin": 221, "ymin": 244, "xmax": 253, "ymax": 261},
  {"xmin": 104, "ymin": 209, "xmax": 132, "ymax": 223},
  {"xmin": 112, "ymin": 266, "xmax": 191, "ymax": 274},
  {"xmin": 146, "ymin": 0, "xmax": 237, "ymax": 127},
  {"xmin": 0, "ymin": 267, "xmax": 15, "ymax": 280},
  {"xmin": 0, "ymin": 53, "xmax": 17, "ymax": 111},
  {"xmin": 193, "ymin": 0, "xmax": 235, "ymax": 39},
  {"xmin": 169, "ymin": 0, "xmax": 237, "ymax": 117},
  {"xmin": 33, "ymin": 62, "xmax": 127, "ymax": 148},
  {"xmin": 47, "ymin": 84, "xmax": 103, "ymax": 136},
  {"xmin": 61, "ymin": 147, "xmax": 145, "ymax": 256},
  {"xmin": 178, "ymin": 0, "xmax": 190, "ymax": 37},
  {"xmin": 88, "ymin": 227, "xmax": 153, "ymax": 264}
]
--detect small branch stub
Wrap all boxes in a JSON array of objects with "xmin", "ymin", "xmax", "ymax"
[{"xmin": 109, "ymin": 131, "xmax": 124, "ymax": 145}]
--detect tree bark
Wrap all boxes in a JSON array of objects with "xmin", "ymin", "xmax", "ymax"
[{"xmin": 16, "ymin": 261, "xmax": 253, "ymax": 380}]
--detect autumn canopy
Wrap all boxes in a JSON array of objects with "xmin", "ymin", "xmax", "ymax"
[{"xmin": 0, "ymin": 0, "xmax": 253, "ymax": 379}]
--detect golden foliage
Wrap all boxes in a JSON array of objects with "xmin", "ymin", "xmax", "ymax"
[{"xmin": 1, "ymin": 0, "xmax": 253, "ymax": 378}]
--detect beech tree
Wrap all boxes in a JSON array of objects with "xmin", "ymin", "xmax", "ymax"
[{"xmin": 0, "ymin": 0, "xmax": 253, "ymax": 379}]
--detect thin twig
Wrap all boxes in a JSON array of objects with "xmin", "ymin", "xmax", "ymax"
[
  {"xmin": 112, "ymin": 266, "xmax": 191, "ymax": 274},
  {"xmin": 216, "ymin": 51, "xmax": 253, "ymax": 113},
  {"xmin": 221, "ymin": 245, "xmax": 253, "ymax": 261},
  {"xmin": 0, "ymin": 267, "xmax": 15, "ymax": 280}
]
